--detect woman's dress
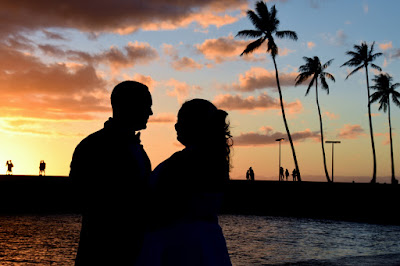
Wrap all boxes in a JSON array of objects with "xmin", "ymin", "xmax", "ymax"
[{"xmin": 137, "ymin": 147, "xmax": 232, "ymax": 266}]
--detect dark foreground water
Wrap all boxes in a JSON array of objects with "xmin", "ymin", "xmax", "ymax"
[{"xmin": 0, "ymin": 214, "xmax": 400, "ymax": 265}]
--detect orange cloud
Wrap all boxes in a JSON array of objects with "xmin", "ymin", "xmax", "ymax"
[
  {"xmin": 324, "ymin": 111, "xmax": 339, "ymax": 120},
  {"xmin": 226, "ymin": 67, "xmax": 298, "ymax": 92},
  {"xmin": 375, "ymin": 132, "xmax": 395, "ymax": 145},
  {"xmin": 171, "ymin": 56, "xmax": 203, "ymax": 71},
  {"xmin": 132, "ymin": 74, "xmax": 157, "ymax": 92},
  {"xmin": 165, "ymin": 79, "xmax": 202, "ymax": 103},
  {"xmin": 379, "ymin": 41, "xmax": 393, "ymax": 51},
  {"xmin": 234, "ymin": 127, "xmax": 319, "ymax": 147},
  {"xmin": 149, "ymin": 113, "xmax": 176, "ymax": 123},
  {"xmin": 0, "ymin": 43, "xmax": 109, "ymax": 120},
  {"xmin": 213, "ymin": 93, "xmax": 303, "ymax": 114},
  {"xmin": 196, "ymin": 34, "xmax": 266, "ymax": 63},
  {"xmin": 337, "ymin": 124, "xmax": 366, "ymax": 139},
  {"xmin": 307, "ymin": 41, "xmax": 316, "ymax": 49}
]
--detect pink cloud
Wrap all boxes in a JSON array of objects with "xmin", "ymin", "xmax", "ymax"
[
  {"xmin": 171, "ymin": 56, "xmax": 203, "ymax": 71},
  {"xmin": 226, "ymin": 67, "xmax": 298, "ymax": 92},
  {"xmin": 307, "ymin": 41, "xmax": 316, "ymax": 49},
  {"xmin": 324, "ymin": 111, "xmax": 339, "ymax": 120},
  {"xmin": 379, "ymin": 41, "xmax": 393, "ymax": 51},
  {"xmin": 337, "ymin": 124, "xmax": 366, "ymax": 139},
  {"xmin": 165, "ymin": 79, "xmax": 202, "ymax": 103},
  {"xmin": 213, "ymin": 93, "xmax": 303, "ymax": 114}
]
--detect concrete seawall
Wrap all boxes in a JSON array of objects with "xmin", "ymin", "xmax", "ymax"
[{"xmin": 0, "ymin": 176, "xmax": 399, "ymax": 225}]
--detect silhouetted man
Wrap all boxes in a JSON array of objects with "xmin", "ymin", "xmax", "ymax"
[
  {"xmin": 249, "ymin": 167, "xmax": 255, "ymax": 181},
  {"xmin": 279, "ymin": 166, "xmax": 284, "ymax": 181},
  {"xmin": 39, "ymin": 160, "xmax": 46, "ymax": 176},
  {"xmin": 6, "ymin": 160, "xmax": 13, "ymax": 175},
  {"xmin": 70, "ymin": 81, "xmax": 153, "ymax": 265}
]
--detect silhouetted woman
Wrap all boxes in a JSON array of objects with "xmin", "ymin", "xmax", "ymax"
[{"xmin": 137, "ymin": 99, "xmax": 232, "ymax": 265}]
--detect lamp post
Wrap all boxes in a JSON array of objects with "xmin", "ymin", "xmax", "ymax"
[
  {"xmin": 276, "ymin": 138, "xmax": 284, "ymax": 181},
  {"xmin": 325, "ymin": 140, "xmax": 341, "ymax": 182}
]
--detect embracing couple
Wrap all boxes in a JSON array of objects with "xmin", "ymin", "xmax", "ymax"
[{"xmin": 70, "ymin": 81, "xmax": 232, "ymax": 266}]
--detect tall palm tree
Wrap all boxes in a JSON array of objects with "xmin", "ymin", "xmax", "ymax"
[
  {"xmin": 295, "ymin": 56, "xmax": 335, "ymax": 182},
  {"xmin": 236, "ymin": 1, "xmax": 301, "ymax": 181},
  {"xmin": 370, "ymin": 73, "xmax": 400, "ymax": 185},
  {"xmin": 341, "ymin": 41, "xmax": 382, "ymax": 183}
]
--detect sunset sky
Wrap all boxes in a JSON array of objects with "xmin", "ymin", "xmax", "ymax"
[{"xmin": 1, "ymin": 0, "xmax": 400, "ymax": 182}]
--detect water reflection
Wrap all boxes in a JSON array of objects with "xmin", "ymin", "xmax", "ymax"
[
  {"xmin": 219, "ymin": 215, "xmax": 400, "ymax": 265},
  {"xmin": 0, "ymin": 214, "xmax": 399, "ymax": 265}
]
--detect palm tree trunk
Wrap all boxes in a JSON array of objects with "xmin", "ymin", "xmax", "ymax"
[
  {"xmin": 272, "ymin": 56, "xmax": 301, "ymax": 181},
  {"xmin": 365, "ymin": 65, "xmax": 377, "ymax": 183},
  {"xmin": 315, "ymin": 81, "xmax": 331, "ymax": 182},
  {"xmin": 387, "ymin": 101, "xmax": 396, "ymax": 184}
]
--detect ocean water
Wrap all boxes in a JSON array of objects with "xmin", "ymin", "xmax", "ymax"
[{"xmin": 0, "ymin": 214, "xmax": 400, "ymax": 265}]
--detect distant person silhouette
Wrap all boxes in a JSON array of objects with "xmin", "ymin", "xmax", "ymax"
[
  {"xmin": 292, "ymin": 168, "xmax": 297, "ymax": 181},
  {"xmin": 249, "ymin": 167, "xmax": 255, "ymax": 181},
  {"xmin": 6, "ymin": 160, "xmax": 13, "ymax": 175},
  {"xmin": 285, "ymin": 168, "xmax": 289, "ymax": 181},
  {"xmin": 279, "ymin": 166, "xmax": 284, "ymax": 181},
  {"xmin": 39, "ymin": 160, "xmax": 46, "ymax": 176},
  {"xmin": 69, "ymin": 81, "xmax": 153, "ymax": 265},
  {"xmin": 246, "ymin": 169, "xmax": 250, "ymax": 180},
  {"xmin": 137, "ymin": 99, "xmax": 232, "ymax": 265}
]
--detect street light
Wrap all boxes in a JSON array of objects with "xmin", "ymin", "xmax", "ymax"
[
  {"xmin": 276, "ymin": 138, "xmax": 284, "ymax": 181},
  {"xmin": 325, "ymin": 140, "xmax": 341, "ymax": 182}
]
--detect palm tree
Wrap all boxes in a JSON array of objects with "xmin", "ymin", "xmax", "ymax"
[
  {"xmin": 341, "ymin": 42, "xmax": 382, "ymax": 183},
  {"xmin": 370, "ymin": 73, "xmax": 400, "ymax": 185},
  {"xmin": 236, "ymin": 1, "xmax": 301, "ymax": 181},
  {"xmin": 295, "ymin": 56, "xmax": 335, "ymax": 182}
]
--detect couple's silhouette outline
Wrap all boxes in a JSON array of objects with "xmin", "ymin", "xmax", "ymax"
[{"xmin": 70, "ymin": 81, "xmax": 232, "ymax": 265}]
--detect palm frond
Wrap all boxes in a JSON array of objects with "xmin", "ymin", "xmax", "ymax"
[
  {"xmin": 240, "ymin": 37, "xmax": 266, "ymax": 56},
  {"xmin": 320, "ymin": 76, "xmax": 330, "ymax": 93},
  {"xmin": 236, "ymin": 30, "xmax": 263, "ymax": 39},
  {"xmin": 246, "ymin": 10, "xmax": 264, "ymax": 31},
  {"xmin": 255, "ymin": 1, "xmax": 270, "ymax": 25},
  {"xmin": 323, "ymin": 72, "xmax": 335, "ymax": 82},
  {"xmin": 275, "ymin": 30, "xmax": 298, "ymax": 41},
  {"xmin": 305, "ymin": 77, "xmax": 315, "ymax": 96},
  {"xmin": 295, "ymin": 72, "xmax": 312, "ymax": 86},
  {"xmin": 345, "ymin": 65, "xmax": 364, "ymax": 79},
  {"xmin": 370, "ymin": 63, "xmax": 382, "ymax": 71},
  {"xmin": 323, "ymin": 59, "xmax": 334, "ymax": 69},
  {"xmin": 392, "ymin": 93, "xmax": 400, "ymax": 108}
]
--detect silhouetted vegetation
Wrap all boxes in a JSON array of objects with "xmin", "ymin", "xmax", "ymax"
[
  {"xmin": 342, "ymin": 42, "xmax": 382, "ymax": 183},
  {"xmin": 296, "ymin": 56, "xmax": 335, "ymax": 182},
  {"xmin": 370, "ymin": 73, "xmax": 400, "ymax": 185},
  {"xmin": 236, "ymin": 1, "xmax": 301, "ymax": 181}
]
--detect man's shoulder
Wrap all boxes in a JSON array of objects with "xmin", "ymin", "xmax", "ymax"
[{"xmin": 75, "ymin": 128, "xmax": 106, "ymax": 151}]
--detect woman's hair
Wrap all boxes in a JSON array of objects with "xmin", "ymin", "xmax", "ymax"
[{"xmin": 177, "ymin": 99, "xmax": 233, "ymax": 168}]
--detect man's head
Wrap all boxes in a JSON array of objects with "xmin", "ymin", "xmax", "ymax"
[{"xmin": 111, "ymin": 81, "xmax": 153, "ymax": 131}]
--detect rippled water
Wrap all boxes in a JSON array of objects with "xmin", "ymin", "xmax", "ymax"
[{"xmin": 0, "ymin": 214, "xmax": 400, "ymax": 265}]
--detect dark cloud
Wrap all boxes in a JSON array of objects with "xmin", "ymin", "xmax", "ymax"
[
  {"xmin": 337, "ymin": 124, "xmax": 366, "ymax": 139},
  {"xmin": 0, "ymin": 0, "xmax": 247, "ymax": 37},
  {"xmin": 234, "ymin": 126, "xmax": 319, "ymax": 147}
]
